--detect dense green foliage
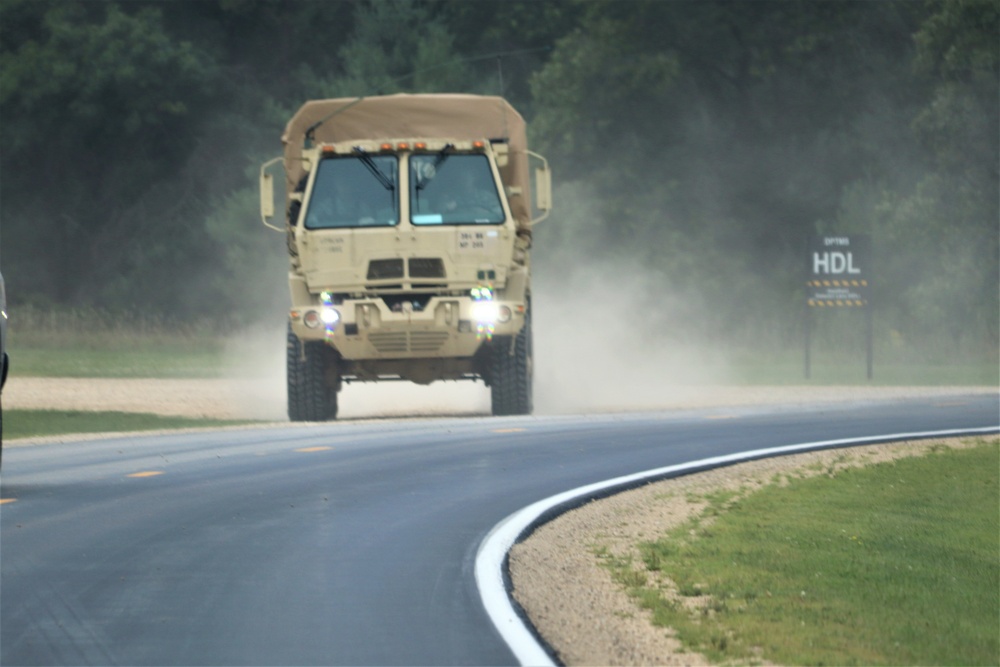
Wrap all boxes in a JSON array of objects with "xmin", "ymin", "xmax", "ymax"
[
  {"xmin": 605, "ymin": 439, "xmax": 1000, "ymax": 665},
  {"xmin": 1, "ymin": 0, "xmax": 996, "ymax": 357}
]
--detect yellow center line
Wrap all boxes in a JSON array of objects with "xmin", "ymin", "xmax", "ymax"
[
  {"xmin": 0, "ymin": 498, "xmax": 17, "ymax": 504},
  {"xmin": 295, "ymin": 446, "xmax": 333, "ymax": 453},
  {"xmin": 492, "ymin": 428, "xmax": 526, "ymax": 433},
  {"xmin": 127, "ymin": 471, "xmax": 164, "ymax": 478}
]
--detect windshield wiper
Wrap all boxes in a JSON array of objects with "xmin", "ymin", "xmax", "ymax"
[
  {"xmin": 352, "ymin": 147, "xmax": 395, "ymax": 191},
  {"xmin": 415, "ymin": 144, "xmax": 455, "ymax": 191},
  {"xmin": 432, "ymin": 143, "xmax": 454, "ymax": 170}
]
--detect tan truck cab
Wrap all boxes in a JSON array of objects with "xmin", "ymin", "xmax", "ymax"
[{"xmin": 260, "ymin": 94, "xmax": 551, "ymax": 420}]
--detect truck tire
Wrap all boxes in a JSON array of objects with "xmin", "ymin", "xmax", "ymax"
[
  {"xmin": 490, "ymin": 306, "xmax": 533, "ymax": 416},
  {"xmin": 287, "ymin": 324, "xmax": 338, "ymax": 421}
]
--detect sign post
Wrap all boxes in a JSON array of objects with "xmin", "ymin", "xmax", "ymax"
[{"xmin": 805, "ymin": 235, "xmax": 872, "ymax": 379}]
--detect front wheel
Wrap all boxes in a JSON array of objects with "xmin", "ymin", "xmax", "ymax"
[
  {"xmin": 490, "ymin": 307, "xmax": 533, "ymax": 416},
  {"xmin": 287, "ymin": 324, "xmax": 339, "ymax": 421}
]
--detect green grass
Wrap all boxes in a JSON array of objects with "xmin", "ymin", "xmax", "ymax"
[
  {"xmin": 12, "ymin": 346, "xmax": 230, "ymax": 378},
  {"xmin": 603, "ymin": 439, "xmax": 1000, "ymax": 666},
  {"xmin": 14, "ymin": 344, "xmax": 995, "ymax": 384},
  {"xmin": 729, "ymin": 358, "xmax": 997, "ymax": 386},
  {"xmin": 5, "ymin": 306, "xmax": 287, "ymax": 378},
  {"xmin": 4, "ymin": 409, "xmax": 254, "ymax": 439},
  {"xmin": 6, "ymin": 305, "xmax": 236, "ymax": 378},
  {"xmin": 725, "ymin": 344, "xmax": 998, "ymax": 386}
]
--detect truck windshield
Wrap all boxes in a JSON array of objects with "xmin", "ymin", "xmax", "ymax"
[
  {"xmin": 410, "ymin": 154, "xmax": 504, "ymax": 225},
  {"xmin": 304, "ymin": 156, "xmax": 399, "ymax": 229}
]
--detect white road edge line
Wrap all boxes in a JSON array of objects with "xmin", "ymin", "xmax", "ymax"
[{"xmin": 475, "ymin": 426, "xmax": 1000, "ymax": 666}]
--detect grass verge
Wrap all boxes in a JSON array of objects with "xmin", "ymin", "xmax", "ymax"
[
  {"xmin": 602, "ymin": 439, "xmax": 1000, "ymax": 666},
  {"xmin": 12, "ymin": 346, "xmax": 229, "ymax": 379},
  {"xmin": 728, "ymin": 358, "xmax": 998, "ymax": 386},
  {"xmin": 11, "ymin": 343, "xmax": 998, "ymax": 385},
  {"xmin": 6, "ymin": 306, "xmax": 280, "ymax": 379},
  {"xmin": 4, "ymin": 409, "xmax": 256, "ymax": 440}
]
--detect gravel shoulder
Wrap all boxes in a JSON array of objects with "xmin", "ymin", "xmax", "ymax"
[
  {"xmin": 6, "ymin": 376, "xmax": 997, "ymax": 420},
  {"xmin": 3, "ymin": 377, "xmax": 287, "ymax": 421}
]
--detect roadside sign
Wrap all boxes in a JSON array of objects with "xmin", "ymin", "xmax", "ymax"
[
  {"xmin": 804, "ymin": 234, "xmax": 874, "ymax": 380},
  {"xmin": 806, "ymin": 235, "xmax": 870, "ymax": 307}
]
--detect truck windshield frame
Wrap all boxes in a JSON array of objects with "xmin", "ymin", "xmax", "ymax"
[
  {"xmin": 409, "ymin": 154, "xmax": 505, "ymax": 225},
  {"xmin": 304, "ymin": 156, "xmax": 399, "ymax": 229}
]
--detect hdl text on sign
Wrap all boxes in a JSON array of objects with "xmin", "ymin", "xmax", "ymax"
[{"xmin": 807, "ymin": 235, "xmax": 871, "ymax": 307}]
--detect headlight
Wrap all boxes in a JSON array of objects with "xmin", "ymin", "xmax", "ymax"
[
  {"xmin": 303, "ymin": 308, "xmax": 340, "ymax": 329},
  {"xmin": 320, "ymin": 307, "xmax": 340, "ymax": 325},
  {"xmin": 471, "ymin": 301, "xmax": 500, "ymax": 324}
]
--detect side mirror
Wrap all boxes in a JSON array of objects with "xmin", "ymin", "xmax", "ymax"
[
  {"xmin": 259, "ymin": 157, "xmax": 283, "ymax": 231},
  {"xmin": 527, "ymin": 151, "xmax": 552, "ymax": 224},
  {"xmin": 260, "ymin": 172, "xmax": 274, "ymax": 217},
  {"xmin": 535, "ymin": 164, "xmax": 552, "ymax": 212}
]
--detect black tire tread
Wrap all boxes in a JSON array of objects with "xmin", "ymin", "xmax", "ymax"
[
  {"xmin": 287, "ymin": 325, "xmax": 338, "ymax": 421},
  {"xmin": 490, "ymin": 309, "xmax": 533, "ymax": 416}
]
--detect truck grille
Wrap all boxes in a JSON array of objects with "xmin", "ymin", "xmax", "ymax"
[
  {"xmin": 369, "ymin": 331, "xmax": 449, "ymax": 354},
  {"xmin": 367, "ymin": 259, "xmax": 404, "ymax": 280},
  {"xmin": 408, "ymin": 258, "xmax": 445, "ymax": 278}
]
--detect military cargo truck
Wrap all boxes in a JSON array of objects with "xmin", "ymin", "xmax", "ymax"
[{"xmin": 260, "ymin": 94, "xmax": 551, "ymax": 420}]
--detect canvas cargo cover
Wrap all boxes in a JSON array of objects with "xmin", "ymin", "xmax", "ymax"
[{"xmin": 282, "ymin": 94, "xmax": 532, "ymax": 227}]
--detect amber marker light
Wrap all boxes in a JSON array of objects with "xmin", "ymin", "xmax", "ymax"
[
  {"xmin": 380, "ymin": 142, "xmax": 393, "ymax": 151},
  {"xmin": 473, "ymin": 140, "xmax": 485, "ymax": 149},
  {"xmin": 414, "ymin": 142, "xmax": 427, "ymax": 150},
  {"xmin": 321, "ymin": 145, "xmax": 336, "ymax": 154},
  {"xmin": 397, "ymin": 142, "xmax": 410, "ymax": 150}
]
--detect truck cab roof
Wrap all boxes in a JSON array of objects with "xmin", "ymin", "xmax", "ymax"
[{"xmin": 283, "ymin": 94, "xmax": 532, "ymax": 229}]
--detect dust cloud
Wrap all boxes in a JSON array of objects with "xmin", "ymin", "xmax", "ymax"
[
  {"xmin": 223, "ymin": 172, "xmax": 731, "ymax": 420},
  {"xmin": 220, "ymin": 325, "xmax": 287, "ymax": 420},
  {"xmin": 532, "ymin": 263, "xmax": 732, "ymax": 414},
  {"xmin": 223, "ymin": 171, "xmax": 736, "ymax": 419},
  {"xmin": 338, "ymin": 382, "xmax": 490, "ymax": 419},
  {"xmin": 222, "ymin": 260, "xmax": 730, "ymax": 420},
  {"xmin": 222, "ymin": 323, "xmax": 492, "ymax": 421}
]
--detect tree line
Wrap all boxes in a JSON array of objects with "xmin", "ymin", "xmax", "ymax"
[{"xmin": 1, "ymin": 0, "xmax": 996, "ymax": 356}]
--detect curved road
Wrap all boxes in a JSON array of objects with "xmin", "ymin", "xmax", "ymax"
[{"xmin": 1, "ymin": 394, "xmax": 997, "ymax": 665}]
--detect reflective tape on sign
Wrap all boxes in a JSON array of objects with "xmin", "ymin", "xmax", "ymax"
[
  {"xmin": 807, "ymin": 279, "xmax": 868, "ymax": 288},
  {"xmin": 808, "ymin": 299, "xmax": 868, "ymax": 307}
]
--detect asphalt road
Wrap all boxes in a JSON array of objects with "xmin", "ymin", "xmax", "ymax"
[{"xmin": 1, "ymin": 394, "xmax": 997, "ymax": 666}]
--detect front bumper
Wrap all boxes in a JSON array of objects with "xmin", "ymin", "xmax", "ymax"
[{"xmin": 290, "ymin": 296, "xmax": 525, "ymax": 360}]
